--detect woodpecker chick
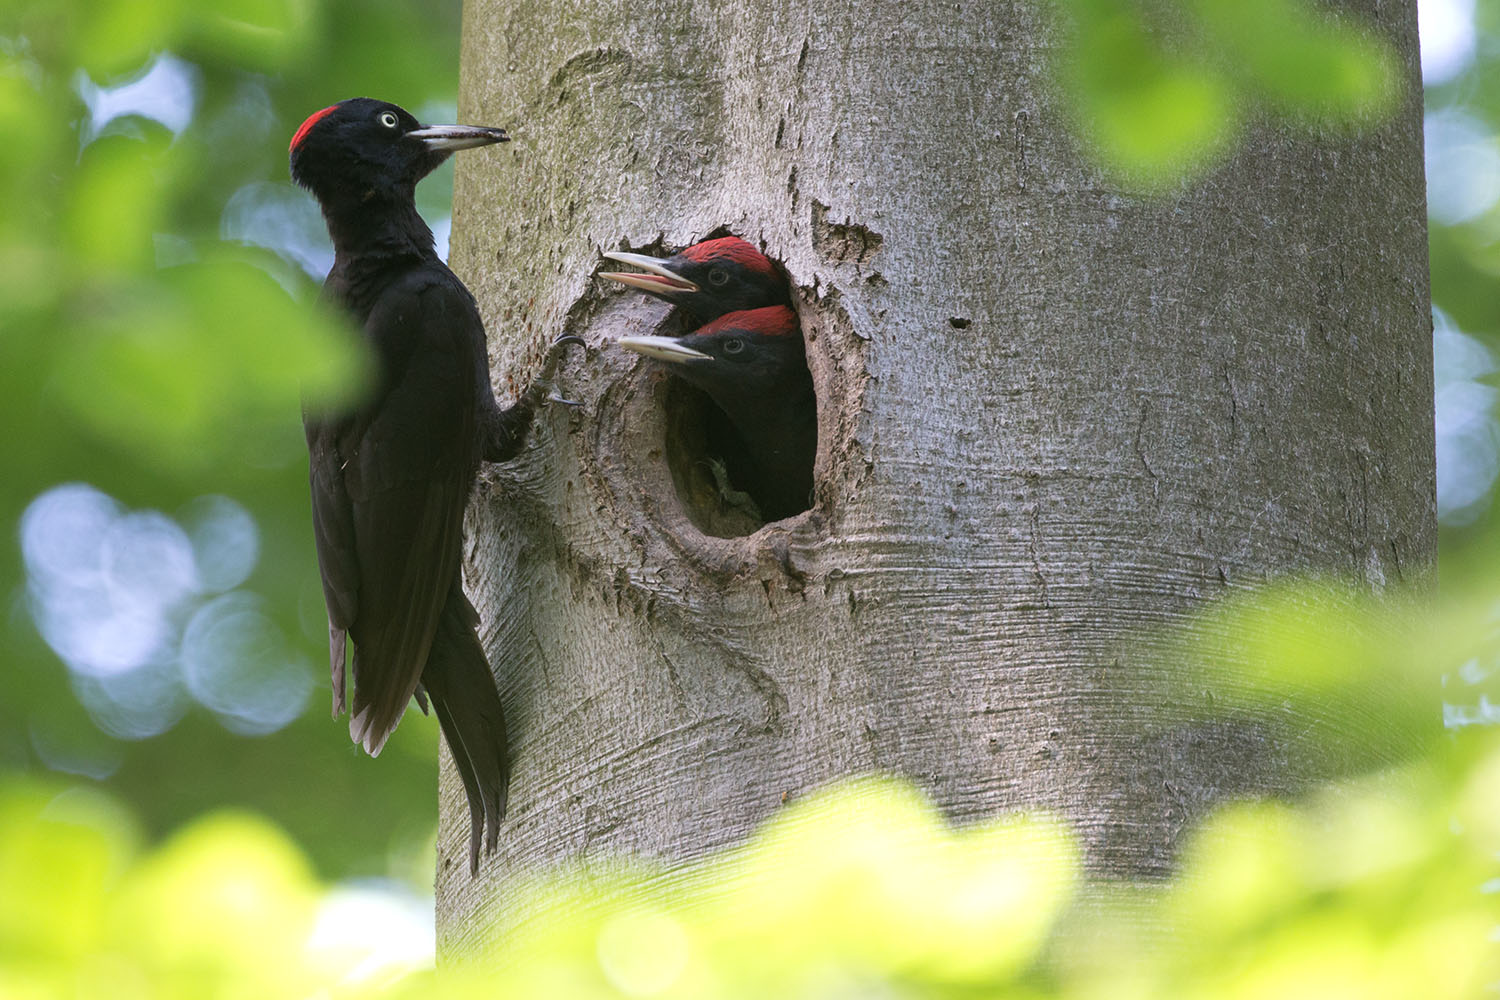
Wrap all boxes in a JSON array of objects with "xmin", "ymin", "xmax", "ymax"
[
  {"xmin": 290, "ymin": 97, "xmax": 572, "ymax": 873},
  {"xmin": 620, "ymin": 305, "xmax": 813, "ymax": 519},
  {"xmin": 600, "ymin": 237, "xmax": 790, "ymax": 324}
]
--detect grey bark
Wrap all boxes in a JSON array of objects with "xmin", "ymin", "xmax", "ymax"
[{"xmin": 439, "ymin": 0, "xmax": 1433, "ymax": 952}]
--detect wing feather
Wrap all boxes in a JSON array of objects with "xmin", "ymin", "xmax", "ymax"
[{"xmin": 304, "ymin": 267, "xmax": 490, "ymax": 753}]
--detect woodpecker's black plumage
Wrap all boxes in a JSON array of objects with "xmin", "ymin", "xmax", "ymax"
[
  {"xmin": 599, "ymin": 237, "xmax": 790, "ymax": 324},
  {"xmin": 290, "ymin": 97, "xmax": 564, "ymax": 872},
  {"xmin": 619, "ymin": 305, "xmax": 814, "ymax": 518}
]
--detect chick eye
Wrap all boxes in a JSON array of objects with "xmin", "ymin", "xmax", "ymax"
[
  {"xmin": 722, "ymin": 338, "xmax": 744, "ymax": 354},
  {"xmin": 708, "ymin": 267, "xmax": 729, "ymax": 286},
  {"xmin": 378, "ymin": 111, "xmax": 399, "ymax": 129}
]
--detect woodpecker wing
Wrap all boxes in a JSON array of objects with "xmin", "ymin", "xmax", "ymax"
[
  {"xmin": 306, "ymin": 414, "xmax": 359, "ymax": 716},
  {"xmin": 306, "ymin": 267, "xmax": 486, "ymax": 755}
]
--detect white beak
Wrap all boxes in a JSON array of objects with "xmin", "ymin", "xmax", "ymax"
[
  {"xmin": 617, "ymin": 335, "xmax": 712, "ymax": 363},
  {"xmin": 407, "ymin": 124, "xmax": 509, "ymax": 151},
  {"xmin": 599, "ymin": 251, "xmax": 699, "ymax": 293}
]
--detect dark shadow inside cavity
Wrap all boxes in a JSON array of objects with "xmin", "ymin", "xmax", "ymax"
[{"xmin": 662, "ymin": 377, "xmax": 770, "ymax": 538}]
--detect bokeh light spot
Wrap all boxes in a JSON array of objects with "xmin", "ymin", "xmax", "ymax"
[
  {"xmin": 1424, "ymin": 109, "xmax": 1500, "ymax": 225},
  {"xmin": 180, "ymin": 494, "xmax": 259, "ymax": 594},
  {"xmin": 1433, "ymin": 311, "xmax": 1500, "ymax": 524},
  {"xmin": 181, "ymin": 593, "xmax": 310, "ymax": 735},
  {"xmin": 20, "ymin": 483, "xmax": 306, "ymax": 743},
  {"xmin": 71, "ymin": 658, "xmax": 189, "ymax": 742},
  {"xmin": 22, "ymin": 485, "xmax": 194, "ymax": 678},
  {"xmin": 221, "ymin": 180, "xmax": 333, "ymax": 279},
  {"xmin": 1419, "ymin": 0, "xmax": 1476, "ymax": 85},
  {"xmin": 75, "ymin": 53, "xmax": 198, "ymax": 144}
]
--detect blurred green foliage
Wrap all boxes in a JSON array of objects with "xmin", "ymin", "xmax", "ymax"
[
  {"xmin": 0, "ymin": 0, "xmax": 467, "ymax": 883},
  {"xmin": 1055, "ymin": 0, "xmax": 1402, "ymax": 187},
  {"xmin": 1424, "ymin": 0, "xmax": 1500, "ymax": 537},
  {"xmin": 0, "ymin": 778, "xmax": 347, "ymax": 998},
  {"xmin": 4, "ymin": 679, "xmax": 1496, "ymax": 997},
  {"xmin": 1427, "ymin": 0, "xmax": 1500, "ymax": 340}
]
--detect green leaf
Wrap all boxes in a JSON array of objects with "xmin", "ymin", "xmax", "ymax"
[
  {"xmin": 1189, "ymin": 0, "xmax": 1401, "ymax": 122},
  {"xmin": 1059, "ymin": 3, "xmax": 1236, "ymax": 187},
  {"xmin": 52, "ymin": 251, "xmax": 369, "ymax": 471}
]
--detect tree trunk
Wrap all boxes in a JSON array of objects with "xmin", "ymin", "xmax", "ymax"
[{"xmin": 440, "ymin": 0, "xmax": 1433, "ymax": 952}]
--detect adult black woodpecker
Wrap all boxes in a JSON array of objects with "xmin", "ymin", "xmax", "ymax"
[
  {"xmin": 290, "ymin": 97, "xmax": 569, "ymax": 872},
  {"xmin": 598, "ymin": 236, "xmax": 790, "ymax": 323},
  {"xmin": 619, "ymin": 305, "xmax": 814, "ymax": 519}
]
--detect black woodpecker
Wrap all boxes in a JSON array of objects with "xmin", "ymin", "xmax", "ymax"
[
  {"xmin": 289, "ymin": 97, "xmax": 572, "ymax": 872},
  {"xmin": 599, "ymin": 236, "xmax": 790, "ymax": 324},
  {"xmin": 619, "ymin": 305, "xmax": 814, "ymax": 519}
]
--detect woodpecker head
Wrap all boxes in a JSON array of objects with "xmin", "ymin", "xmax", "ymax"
[
  {"xmin": 600, "ymin": 237, "xmax": 790, "ymax": 323},
  {"xmin": 289, "ymin": 98, "xmax": 508, "ymax": 204},
  {"xmin": 618, "ymin": 305, "xmax": 807, "ymax": 407}
]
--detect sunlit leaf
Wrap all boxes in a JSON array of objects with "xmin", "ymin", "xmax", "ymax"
[
  {"xmin": 594, "ymin": 908, "xmax": 691, "ymax": 996},
  {"xmin": 1218, "ymin": 917, "xmax": 1385, "ymax": 1000},
  {"xmin": 1188, "ymin": 0, "xmax": 1401, "ymax": 122},
  {"xmin": 0, "ymin": 782, "xmax": 139, "ymax": 962},
  {"xmin": 110, "ymin": 811, "xmax": 323, "ymax": 995},
  {"xmin": 1167, "ymin": 799, "xmax": 1306, "ymax": 941},
  {"xmin": 712, "ymin": 776, "xmax": 1077, "ymax": 985},
  {"xmin": 1376, "ymin": 909, "xmax": 1499, "ymax": 1000},
  {"xmin": 1454, "ymin": 732, "xmax": 1500, "ymax": 851}
]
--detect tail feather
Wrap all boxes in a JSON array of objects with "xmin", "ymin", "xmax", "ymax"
[
  {"xmin": 428, "ymin": 694, "xmax": 487, "ymax": 871},
  {"xmin": 329, "ymin": 626, "xmax": 348, "ymax": 718},
  {"xmin": 422, "ymin": 584, "xmax": 509, "ymax": 874}
]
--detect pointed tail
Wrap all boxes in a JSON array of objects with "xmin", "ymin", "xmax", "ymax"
[{"xmin": 421, "ymin": 582, "xmax": 510, "ymax": 874}]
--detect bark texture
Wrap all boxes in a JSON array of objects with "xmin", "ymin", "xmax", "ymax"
[{"xmin": 440, "ymin": 0, "xmax": 1433, "ymax": 950}]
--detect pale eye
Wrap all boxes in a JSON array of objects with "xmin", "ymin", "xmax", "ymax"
[
  {"xmin": 378, "ymin": 111, "xmax": 399, "ymax": 128},
  {"xmin": 708, "ymin": 267, "xmax": 729, "ymax": 286},
  {"xmin": 722, "ymin": 338, "xmax": 744, "ymax": 355}
]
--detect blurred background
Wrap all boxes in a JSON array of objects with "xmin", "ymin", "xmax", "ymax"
[
  {"xmin": 1426, "ymin": 0, "xmax": 1500, "ymax": 540},
  {"xmin": 1, "ymin": 0, "xmax": 474, "ymax": 976},
  {"xmin": 0, "ymin": 0, "xmax": 1496, "ymax": 991}
]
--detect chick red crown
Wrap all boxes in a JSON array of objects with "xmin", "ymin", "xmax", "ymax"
[
  {"xmin": 695, "ymin": 305, "xmax": 799, "ymax": 338},
  {"xmin": 679, "ymin": 237, "xmax": 777, "ymax": 276}
]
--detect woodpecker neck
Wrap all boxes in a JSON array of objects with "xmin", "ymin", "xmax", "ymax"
[
  {"xmin": 682, "ymin": 362, "xmax": 816, "ymax": 519},
  {"xmin": 726, "ymin": 393, "xmax": 816, "ymax": 520},
  {"xmin": 714, "ymin": 380, "xmax": 816, "ymax": 470},
  {"xmin": 319, "ymin": 185, "xmax": 436, "ymax": 263}
]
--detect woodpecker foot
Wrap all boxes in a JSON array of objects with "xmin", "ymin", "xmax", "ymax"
[
  {"xmin": 485, "ymin": 336, "xmax": 586, "ymax": 462},
  {"xmin": 530, "ymin": 334, "xmax": 586, "ymax": 408},
  {"xmin": 541, "ymin": 334, "xmax": 585, "ymax": 379}
]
